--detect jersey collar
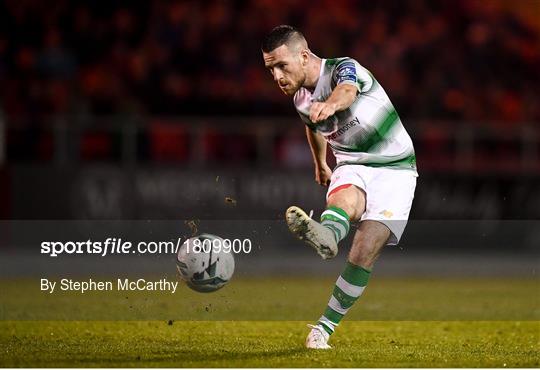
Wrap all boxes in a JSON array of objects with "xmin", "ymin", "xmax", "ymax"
[{"xmin": 307, "ymin": 58, "xmax": 326, "ymax": 93}]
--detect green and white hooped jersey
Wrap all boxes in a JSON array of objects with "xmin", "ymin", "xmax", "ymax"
[{"xmin": 294, "ymin": 57, "xmax": 417, "ymax": 175}]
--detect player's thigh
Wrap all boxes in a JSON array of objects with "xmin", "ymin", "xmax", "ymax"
[{"xmin": 348, "ymin": 220, "xmax": 391, "ymax": 269}]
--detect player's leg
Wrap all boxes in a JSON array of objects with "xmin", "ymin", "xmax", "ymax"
[
  {"xmin": 348, "ymin": 220, "xmax": 391, "ymax": 269},
  {"xmin": 311, "ymin": 220, "xmax": 389, "ymax": 344},
  {"xmin": 304, "ymin": 185, "xmax": 371, "ymax": 349},
  {"xmin": 307, "ymin": 167, "xmax": 417, "ymax": 348},
  {"xmin": 319, "ymin": 183, "xmax": 365, "ymax": 238},
  {"xmin": 285, "ymin": 167, "xmax": 365, "ymax": 259}
]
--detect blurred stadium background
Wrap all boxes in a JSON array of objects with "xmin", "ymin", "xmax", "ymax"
[
  {"xmin": 1, "ymin": 3, "xmax": 538, "ymax": 367},
  {"xmin": 0, "ymin": 0, "xmax": 539, "ymax": 277}
]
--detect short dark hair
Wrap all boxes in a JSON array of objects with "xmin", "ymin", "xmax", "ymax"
[{"xmin": 261, "ymin": 25, "xmax": 305, "ymax": 53}]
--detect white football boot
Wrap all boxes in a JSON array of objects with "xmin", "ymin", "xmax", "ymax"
[
  {"xmin": 285, "ymin": 206, "xmax": 338, "ymax": 259},
  {"xmin": 305, "ymin": 324, "xmax": 331, "ymax": 349}
]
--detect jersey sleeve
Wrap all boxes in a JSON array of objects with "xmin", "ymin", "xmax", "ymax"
[{"xmin": 332, "ymin": 58, "xmax": 374, "ymax": 93}]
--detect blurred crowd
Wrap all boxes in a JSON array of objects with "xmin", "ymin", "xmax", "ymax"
[{"xmin": 1, "ymin": 0, "xmax": 539, "ymax": 124}]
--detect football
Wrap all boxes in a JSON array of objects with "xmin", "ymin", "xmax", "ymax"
[{"xmin": 176, "ymin": 234, "xmax": 235, "ymax": 293}]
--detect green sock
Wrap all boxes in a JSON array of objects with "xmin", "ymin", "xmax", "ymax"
[
  {"xmin": 320, "ymin": 206, "xmax": 350, "ymax": 243},
  {"xmin": 318, "ymin": 261, "xmax": 371, "ymax": 335}
]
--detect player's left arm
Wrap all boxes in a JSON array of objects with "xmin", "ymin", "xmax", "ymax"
[{"xmin": 309, "ymin": 84, "xmax": 357, "ymax": 123}]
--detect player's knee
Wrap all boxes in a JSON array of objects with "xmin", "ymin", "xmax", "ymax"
[
  {"xmin": 327, "ymin": 186, "xmax": 365, "ymax": 221},
  {"xmin": 327, "ymin": 194, "xmax": 355, "ymax": 218}
]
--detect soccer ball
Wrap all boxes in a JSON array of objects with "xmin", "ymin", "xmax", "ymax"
[{"xmin": 176, "ymin": 234, "xmax": 235, "ymax": 293}]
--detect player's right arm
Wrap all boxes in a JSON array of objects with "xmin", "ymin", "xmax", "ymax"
[{"xmin": 305, "ymin": 127, "xmax": 332, "ymax": 186}]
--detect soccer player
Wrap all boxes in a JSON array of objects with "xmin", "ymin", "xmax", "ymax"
[{"xmin": 262, "ymin": 25, "xmax": 418, "ymax": 349}]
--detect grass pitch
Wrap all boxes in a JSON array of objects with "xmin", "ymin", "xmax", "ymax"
[
  {"xmin": 2, "ymin": 277, "xmax": 538, "ymax": 320},
  {"xmin": 1, "ymin": 321, "xmax": 538, "ymax": 367},
  {"xmin": 1, "ymin": 277, "xmax": 539, "ymax": 367}
]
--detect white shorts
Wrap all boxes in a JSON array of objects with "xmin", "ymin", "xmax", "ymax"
[{"xmin": 326, "ymin": 164, "xmax": 417, "ymax": 245}]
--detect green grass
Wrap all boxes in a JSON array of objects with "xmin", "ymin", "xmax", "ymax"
[
  {"xmin": 0, "ymin": 277, "xmax": 539, "ymax": 367},
  {"xmin": 1, "ymin": 277, "xmax": 539, "ymax": 320},
  {"xmin": 1, "ymin": 321, "xmax": 538, "ymax": 367}
]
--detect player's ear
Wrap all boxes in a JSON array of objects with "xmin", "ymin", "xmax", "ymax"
[{"xmin": 300, "ymin": 49, "xmax": 309, "ymax": 67}]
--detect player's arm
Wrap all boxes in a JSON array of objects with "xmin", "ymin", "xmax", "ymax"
[
  {"xmin": 305, "ymin": 127, "xmax": 332, "ymax": 186},
  {"xmin": 309, "ymin": 84, "xmax": 357, "ymax": 123},
  {"xmin": 310, "ymin": 58, "xmax": 370, "ymax": 123}
]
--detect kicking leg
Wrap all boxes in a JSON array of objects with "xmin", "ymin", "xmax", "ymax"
[{"xmin": 286, "ymin": 185, "xmax": 365, "ymax": 259}]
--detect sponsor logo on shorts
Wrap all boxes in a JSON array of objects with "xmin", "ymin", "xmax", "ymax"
[{"xmin": 379, "ymin": 210, "xmax": 394, "ymax": 218}]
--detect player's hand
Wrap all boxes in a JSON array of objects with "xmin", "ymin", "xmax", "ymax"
[
  {"xmin": 315, "ymin": 163, "xmax": 333, "ymax": 187},
  {"xmin": 310, "ymin": 102, "xmax": 337, "ymax": 123}
]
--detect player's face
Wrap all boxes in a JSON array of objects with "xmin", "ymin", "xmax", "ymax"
[{"xmin": 263, "ymin": 44, "xmax": 307, "ymax": 96}]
